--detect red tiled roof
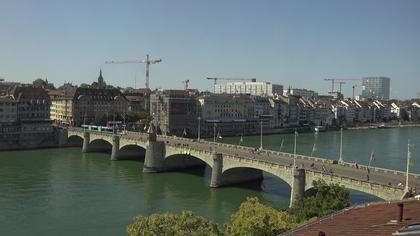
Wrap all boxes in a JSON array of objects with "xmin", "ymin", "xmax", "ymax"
[{"xmin": 282, "ymin": 199, "xmax": 420, "ymax": 236}]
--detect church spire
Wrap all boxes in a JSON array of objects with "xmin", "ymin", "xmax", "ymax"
[{"xmin": 98, "ymin": 69, "xmax": 105, "ymax": 89}]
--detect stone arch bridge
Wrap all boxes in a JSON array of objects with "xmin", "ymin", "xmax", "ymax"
[{"xmin": 65, "ymin": 128, "xmax": 420, "ymax": 206}]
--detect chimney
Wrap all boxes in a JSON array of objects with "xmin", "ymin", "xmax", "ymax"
[{"xmin": 397, "ymin": 203, "xmax": 404, "ymax": 222}]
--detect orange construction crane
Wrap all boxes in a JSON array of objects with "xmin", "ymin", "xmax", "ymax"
[
  {"xmin": 182, "ymin": 80, "xmax": 190, "ymax": 91},
  {"xmin": 105, "ymin": 54, "xmax": 162, "ymax": 89}
]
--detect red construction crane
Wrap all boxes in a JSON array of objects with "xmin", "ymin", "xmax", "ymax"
[
  {"xmin": 182, "ymin": 80, "xmax": 190, "ymax": 91},
  {"xmin": 105, "ymin": 54, "xmax": 162, "ymax": 89}
]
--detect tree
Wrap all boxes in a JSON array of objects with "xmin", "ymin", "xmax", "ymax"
[
  {"xmin": 224, "ymin": 197, "xmax": 296, "ymax": 236},
  {"xmin": 127, "ymin": 211, "xmax": 222, "ymax": 236},
  {"xmin": 32, "ymin": 78, "xmax": 46, "ymax": 88},
  {"xmin": 289, "ymin": 179, "xmax": 350, "ymax": 222}
]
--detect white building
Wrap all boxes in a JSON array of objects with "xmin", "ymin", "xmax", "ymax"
[{"xmin": 214, "ymin": 81, "xmax": 283, "ymax": 97}]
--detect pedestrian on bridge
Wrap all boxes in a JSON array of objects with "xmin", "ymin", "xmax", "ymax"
[{"xmin": 322, "ymin": 165, "xmax": 327, "ymax": 173}]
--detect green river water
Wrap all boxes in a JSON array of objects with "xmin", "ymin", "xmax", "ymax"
[{"xmin": 0, "ymin": 127, "xmax": 419, "ymax": 235}]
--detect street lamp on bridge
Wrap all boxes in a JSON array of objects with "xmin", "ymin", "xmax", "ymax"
[
  {"xmin": 197, "ymin": 116, "xmax": 201, "ymax": 141},
  {"xmin": 339, "ymin": 127, "xmax": 344, "ymax": 163},
  {"xmin": 293, "ymin": 128, "xmax": 297, "ymax": 168},
  {"xmin": 213, "ymin": 122, "xmax": 217, "ymax": 142},
  {"xmin": 259, "ymin": 115, "xmax": 273, "ymax": 150}
]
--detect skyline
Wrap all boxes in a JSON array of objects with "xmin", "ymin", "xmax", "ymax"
[{"xmin": 1, "ymin": 0, "xmax": 420, "ymax": 99}]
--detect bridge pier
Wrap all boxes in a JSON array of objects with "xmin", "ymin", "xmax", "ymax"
[
  {"xmin": 57, "ymin": 128, "xmax": 68, "ymax": 147},
  {"xmin": 82, "ymin": 132, "xmax": 90, "ymax": 153},
  {"xmin": 290, "ymin": 168, "xmax": 306, "ymax": 207},
  {"xmin": 143, "ymin": 141, "xmax": 165, "ymax": 173},
  {"xmin": 111, "ymin": 135, "xmax": 120, "ymax": 161},
  {"xmin": 210, "ymin": 153, "xmax": 223, "ymax": 188}
]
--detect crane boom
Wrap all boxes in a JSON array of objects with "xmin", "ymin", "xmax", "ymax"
[
  {"xmin": 105, "ymin": 54, "xmax": 162, "ymax": 89},
  {"xmin": 106, "ymin": 60, "xmax": 145, "ymax": 64},
  {"xmin": 325, "ymin": 78, "xmax": 362, "ymax": 93}
]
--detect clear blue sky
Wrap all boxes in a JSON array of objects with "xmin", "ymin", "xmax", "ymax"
[{"xmin": 1, "ymin": 0, "xmax": 419, "ymax": 99}]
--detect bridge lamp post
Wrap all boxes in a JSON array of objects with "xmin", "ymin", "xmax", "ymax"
[
  {"xmin": 213, "ymin": 123, "xmax": 217, "ymax": 142},
  {"xmin": 259, "ymin": 119, "xmax": 263, "ymax": 150},
  {"xmin": 197, "ymin": 116, "xmax": 201, "ymax": 141},
  {"xmin": 339, "ymin": 127, "xmax": 344, "ymax": 163},
  {"xmin": 293, "ymin": 128, "xmax": 297, "ymax": 168},
  {"xmin": 259, "ymin": 115, "xmax": 272, "ymax": 150},
  {"xmin": 405, "ymin": 139, "xmax": 412, "ymax": 193}
]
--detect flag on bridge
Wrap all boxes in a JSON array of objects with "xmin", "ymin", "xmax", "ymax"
[
  {"xmin": 311, "ymin": 143, "xmax": 317, "ymax": 156},
  {"xmin": 279, "ymin": 138, "xmax": 284, "ymax": 151},
  {"xmin": 409, "ymin": 146, "xmax": 413, "ymax": 168},
  {"xmin": 370, "ymin": 151, "xmax": 376, "ymax": 162}
]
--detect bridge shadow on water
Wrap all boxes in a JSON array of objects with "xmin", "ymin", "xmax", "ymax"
[{"xmin": 119, "ymin": 145, "xmax": 146, "ymax": 162}]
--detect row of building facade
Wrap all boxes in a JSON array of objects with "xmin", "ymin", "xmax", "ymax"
[
  {"xmin": 150, "ymin": 89, "xmax": 420, "ymax": 137},
  {"xmin": 0, "ymin": 72, "xmax": 414, "ymax": 141}
]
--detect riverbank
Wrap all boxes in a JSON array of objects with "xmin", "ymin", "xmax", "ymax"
[
  {"xmin": 347, "ymin": 122, "xmax": 420, "ymax": 130},
  {"xmin": 0, "ymin": 126, "xmax": 68, "ymax": 151}
]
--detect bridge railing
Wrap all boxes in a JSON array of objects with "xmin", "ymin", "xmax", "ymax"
[
  {"xmin": 222, "ymin": 152, "xmax": 405, "ymax": 191},
  {"xmin": 340, "ymin": 162, "xmax": 420, "ymax": 179},
  {"xmin": 196, "ymin": 139, "xmax": 420, "ymax": 179}
]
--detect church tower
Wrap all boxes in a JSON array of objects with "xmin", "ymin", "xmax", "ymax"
[{"xmin": 97, "ymin": 69, "xmax": 105, "ymax": 89}]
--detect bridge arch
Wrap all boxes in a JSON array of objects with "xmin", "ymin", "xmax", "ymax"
[
  {"xmin": 305, "ymin": 174, "xmax": 404, "ymax": 201},
  {"xmin": 68, "ymin": 135, "xmax": 83, "ymax": 147},
  {"xmin": 222, "ymin": 159, "xmax": 294, "ymax": 188},
  {"xmin": 222, "ymin": 166, "xmax": 292, "ymax": 188},
  {"xmin": 164, "ymin": 153, "xmax": 211, "ymax": 171},
  {"xmin": 88, "ymin": 138, "xmax": 112, "ymax": 152},
  {"xmin": 119, "ymin": 144, "xmax": 146, "ymax": 161},
  {"xmin": 120, "ymin": 142, "xmax": 147, "ymax": 150},
  {"xmin": 164, "ymin": 147, "xmax": 214, "ymax": 169}
]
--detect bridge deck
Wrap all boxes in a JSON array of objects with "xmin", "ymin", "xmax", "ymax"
[{"xmin": 68, "ymin": 128, "xmax": 420, "ymax": 194}]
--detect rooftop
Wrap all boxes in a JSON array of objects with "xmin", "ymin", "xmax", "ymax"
[{"xmin": 282, "ymin": 199, "xmax": 420, "ymax": 236}]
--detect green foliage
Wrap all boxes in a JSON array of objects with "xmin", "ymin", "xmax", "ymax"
[
  {"xmin": 32, "ymin": 78, "xmax": 46, "ymax": 88},
  {"xmin": 79, "ymin": 83, "xmax": 90, "ymax": 88},
  {"xmin": 289, "ymin": 179, "xmax": 350, "ymax": 222},
  {"xmin": 127, "ymin": 211, "xmax": 222, "ymax": 236},
  {"xmin": 127, "ymin": 184, "xmax": 350, "ymax": 235},
  {"xmin": 224, "ymin": 197, "xmax": 296, "ymax": 236}
]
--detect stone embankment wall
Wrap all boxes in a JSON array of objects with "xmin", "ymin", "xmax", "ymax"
[{"xmin": 0, "ymin": 126, "xmax": 67, "ymax": 151}]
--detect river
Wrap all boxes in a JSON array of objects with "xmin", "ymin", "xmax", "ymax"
[{"xmin": 0, "ymin": 127, "xmax": 419, "ymax": 235}]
